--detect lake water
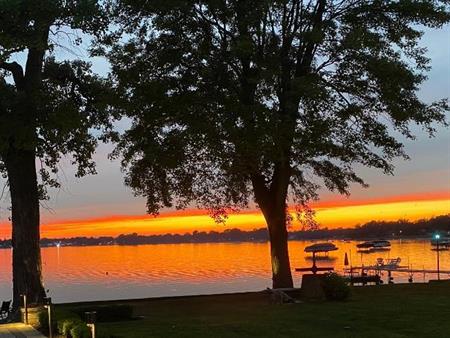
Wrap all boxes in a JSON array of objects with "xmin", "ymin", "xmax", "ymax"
[{"xmin": 0, "ymin": 240, "xmax": 448, "ymax": 303}]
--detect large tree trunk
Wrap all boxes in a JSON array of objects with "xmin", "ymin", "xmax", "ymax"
[
  {"xmin": 261, "ymin": 204, "xmax": 294, "ymax": 289},
  {"xmin": 252, "ymin": 172, "xmax": 294, "ymax": 289},
  {"xmin": 6, "ymin": 148, "xmax": 46, "ymax": 310}
]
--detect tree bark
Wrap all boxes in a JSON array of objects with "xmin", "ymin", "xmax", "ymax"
[
  {"xmin": 252, "ymin": 172, "xmax": 293, "ymax": 289},
  {"xmin": 264, "ymin": 206, "xmax": 294, "ymax": 289},
  {"xmin": 5, "ymin": 148, "xmax": 46, "ymax": 309}
]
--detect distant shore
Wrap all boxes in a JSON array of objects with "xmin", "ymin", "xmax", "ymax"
[{"xmin": 0, "ymin": 214, "xmax": 448, "ymax": 249}]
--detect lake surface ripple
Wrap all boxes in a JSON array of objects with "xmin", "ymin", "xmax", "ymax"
[{"xmin": 0, "ymin": 240, "xmax": 448, "ymax": 303}]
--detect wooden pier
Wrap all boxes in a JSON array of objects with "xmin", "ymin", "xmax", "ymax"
[
  {"xmin": 345, "ymin": 265, "xmax": 450, "ymax": 285},
  {"xmin": 347, "ymin": 266, "xmax": 450, "ymax": 274}
]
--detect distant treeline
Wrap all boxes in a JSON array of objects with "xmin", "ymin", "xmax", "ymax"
[
  {"xmin": 290, "ymin": 214, "xmax": 450, "ymax": 240},
  {"xmin": 0, "ymin": 215, "xmax": 448, "ymax": 248}
]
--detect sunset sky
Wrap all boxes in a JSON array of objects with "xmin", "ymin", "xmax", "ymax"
[{"xmin": 0, "ymin": 27, "xmax": 449, "ymax": 239}]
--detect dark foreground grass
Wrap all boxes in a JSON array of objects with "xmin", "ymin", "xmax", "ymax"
[{"xmin": 60, "ymin": 282, "xmax": 450, "ymax": 338}]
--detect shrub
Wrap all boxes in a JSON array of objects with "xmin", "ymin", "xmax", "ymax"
[
  {"xmin": 54, "ymin": 309, "xmax": 84, "ymax": 336},
  {"xmin": 39, "ymin": 308, "xmax": 66, "ymax": 335},
  {"xmin": 60, "ymin": 318, "xmax": 84, "ymax": 336},
  {"xmin": 41, "ymin": 307, "xmax": 91, "ymax": 337},
  {"xmin": 70, "ymin": 323, "xmax": 91, "ymax": 338},
  {"xmin": 40, "ymin": 306, "xmax": 120, "ymax": 338},
  {"xmin": 71, "ymin": 324, "xmax": 121, "ymax": 338},
  {"xmin": 38, "ymin": 309, "xmax": 47, "ymax": 332},
  {"xmin": 322, "ymin": 273, "xmax": 351, "ymax": 301}
]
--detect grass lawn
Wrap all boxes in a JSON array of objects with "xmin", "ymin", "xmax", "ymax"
[{"xmin": 60, "ymin": 282, "xmax": 450, "ymax": 338}]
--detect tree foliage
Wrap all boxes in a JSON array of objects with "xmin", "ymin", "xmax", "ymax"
[
  {"xmin": 0, "ymin": 0, "xmax": 112, "ymax": 198},
  {"xmin": 106, "ymin": 0, "xmax": 449, "ymax": 218}
]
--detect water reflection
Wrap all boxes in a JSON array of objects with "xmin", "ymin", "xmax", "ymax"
[{"xmin": 0, "ymin": 240, "xmax": 448, "ymax": 303}]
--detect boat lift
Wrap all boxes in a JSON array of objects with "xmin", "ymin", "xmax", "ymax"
[{"xmin": 296, "ymin": 243, "xmax": 337, "ymax": 275}]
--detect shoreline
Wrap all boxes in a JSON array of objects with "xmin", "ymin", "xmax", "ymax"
[{"xmin": 56, "ymin": 280, "xmax": 450, "ymax": 307}]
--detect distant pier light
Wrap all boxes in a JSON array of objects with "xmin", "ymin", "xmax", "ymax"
[{"xmin": 434, "ymin": 234, "xmax": 441, "ymax": 280}]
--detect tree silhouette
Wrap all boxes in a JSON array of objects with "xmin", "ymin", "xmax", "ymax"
[
  {"xmin": 0, "ymin": 1, "xmax": 111, "ymax": 308},
  {"xmin": 105, "ymin": 0, "xmax": 449, "ymax": 288}
]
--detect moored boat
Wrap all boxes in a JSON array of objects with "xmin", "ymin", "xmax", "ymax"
[
  {"xmin": 356, "ymin": 241, "xmax": 373, "ymax": 249},
  {"xmin": 357, "ymin": 240, "xmax": 391, "ymax": 250},
  {"xmin": 431, "ymin": 238, "xmax": 450, "ymax": 251},
  {"xmin": 431, "ymin": 238, "xmax": 450, "ymax": 247},
  {"xmin": 372, "ymin": 240, "xmax": 391, "ymax": 248}
]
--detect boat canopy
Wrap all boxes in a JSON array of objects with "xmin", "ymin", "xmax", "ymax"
[{"xmin": 304, "ymin": 243, "xmax": 338, "ymax": 253}]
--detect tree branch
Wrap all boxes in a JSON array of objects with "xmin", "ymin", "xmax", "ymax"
[
  {"xmin": 295, "ymin": 0, "xmax": 326, "ymax": 77},
  {"xmin": 0, "ymin": 61, "xmax": 25, "ymax": 89}
]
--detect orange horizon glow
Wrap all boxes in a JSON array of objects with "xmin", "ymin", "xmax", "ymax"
[
  {"xmin": 310, "ymin": 190, "xmax": 450, "ymax": 208},
  {"xmin": 0, "ymin": 193, "xmax": 449, "ymax": 239}
]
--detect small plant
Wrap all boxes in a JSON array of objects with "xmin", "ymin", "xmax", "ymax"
[
  {"xmin": 38, "ymin": 306, "xmax": 121, "ymax": 338},
  {"xmin": 60, "ymin": 318, "xmax": 84, "ymax": 336},
  {"xmin": 38, "ymin": 309, "xmax": 59, "ymax": 336},
  {"xmin": 70, "ymin": 323, "xmax": 91, "ymax": 338},
  {"xmin": 38, "ymin": 310, "xmax": 49, "ymax": 335},
  {"xmin": 53, "ymin": 309, "xmax": 84, "ymax": 336},
  {"xmin": 322, "ymin": 273, "xmax": 351, "ymax": 301}
]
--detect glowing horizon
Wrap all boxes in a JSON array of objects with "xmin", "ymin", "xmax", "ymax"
[{"xmin": 0, "ymin": 192, "xmax": 448, "ymax": 239}]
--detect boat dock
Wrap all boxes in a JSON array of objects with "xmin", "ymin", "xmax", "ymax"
[
  {"xmin": 348, "ymin": 266, "xmax": 450, "ymax": 274},
  {"xmin": 345, "ymin": 265, "xmax": 450, "ymax": 285}
]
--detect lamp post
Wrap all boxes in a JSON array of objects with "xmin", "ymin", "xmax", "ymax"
[
  {"xmin": 20, "ymin": 294, "xmax": 28, "ymax": 324},
  {"xmin": 85, "ymin": 311, "xmax": 97, "ymax": 338},
  {"xmin": 43, "ymin": 297, "xmax": 53, "ymax": 338},
  {"xmin": 435, "ymin": 234, "xmax": 440, "ymax": 281}
]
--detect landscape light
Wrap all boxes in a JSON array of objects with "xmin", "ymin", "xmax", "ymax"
[
  {"xmin": 85, "ymin": 311, "xmax": 97, "ymax": 338},
  {"xmin": 20, "ymin": 294, "xmax": 28, "ymax": 324},
  {"xmin": 85, "ymin": 311, "xmax": 97, "ymax": 324},
  {"xmin": 43, "ymin": 297, "xmax": 52, "ymax": 306},
  {"xmin": 43, "ymin": 297, "xmax": 53, "ymax": 338}
]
